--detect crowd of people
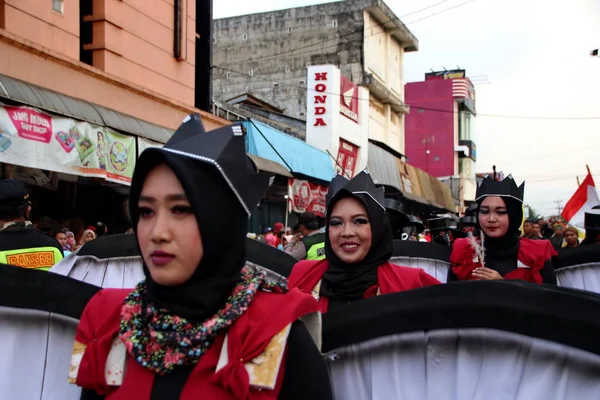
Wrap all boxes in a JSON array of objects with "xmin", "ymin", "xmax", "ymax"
[
  {"xmin": 522, "ymin": 216, "xmax": 583, "ymax": 251},
  {"xmin": 1, "ymin": 114, "xmax": 599, "ymax": 399}
]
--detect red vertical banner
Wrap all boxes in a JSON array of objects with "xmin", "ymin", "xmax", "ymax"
[
  {"xmin": 340, "ymin": 76, "xmax": 359, "ymax": 123},
  {"xmin": 288, "ymin": 178, "xmax": 327, "ymax": 217},
  {"xmin": 335, "ymin": 139, "xmax": 359, "ymax": 178}
]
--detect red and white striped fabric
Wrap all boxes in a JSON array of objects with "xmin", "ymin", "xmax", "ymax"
[{"xmin": 561, "ymin": 170, "xmax": 600, "ymax": 228}]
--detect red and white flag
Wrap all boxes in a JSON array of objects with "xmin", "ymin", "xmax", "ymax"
[{"xmin": 561, "ymin": 168, "xmax": 600, "ymax": 228}]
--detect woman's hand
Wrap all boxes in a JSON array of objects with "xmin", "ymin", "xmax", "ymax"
[{"xmin": 472, "ymin": 267, "xmax": 504, "ymax": 280}]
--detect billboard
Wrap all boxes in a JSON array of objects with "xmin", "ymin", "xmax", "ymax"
[{"xmin": 425, "ymin": 69, "xmax": 466, "ymax": 81}]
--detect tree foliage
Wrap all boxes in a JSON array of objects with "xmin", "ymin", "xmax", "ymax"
[{"xmin": 526, "ymin": 205, "xmax": 541, "ymax": 220}]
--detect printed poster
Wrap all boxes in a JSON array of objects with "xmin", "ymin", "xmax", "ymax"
[
  {"xmin": 288, "ymin": 178, "xmax": 327, "ymax": 217},
  {"xmin": 104, "ymin": 129, "xmax": 136, "ymax": 184},
  {"xmin": 0, "ymin": 105, "xmax": 136, "ymax": 185}
]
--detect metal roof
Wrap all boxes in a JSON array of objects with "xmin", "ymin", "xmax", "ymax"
[
  {"xmin": 0, "ymin": 74, "xmax": 173, "ymax": 142},
  {"xmin": 248, "ymin": 154, "xmax": 292, "ymax": 178}
]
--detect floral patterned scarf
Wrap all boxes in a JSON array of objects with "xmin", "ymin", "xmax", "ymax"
[{"xmin": 119, "ymin": 266, "xmax": 287, "ymax": 375}]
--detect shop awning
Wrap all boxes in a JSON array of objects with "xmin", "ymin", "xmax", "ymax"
[
  {"xmin": 248, "ymin": 154, "xmax": 292, "ymax": 178},
  {"xmin": 244, "ymin": 119, "xmax": 334, "ymax": 183},
  {"xmin": 368, "ymin": 142, "xmax": 454, "ymax": 211},
  {"xmin": 367, "ymin": 142, "xmax": 404, "ymax": 189},
  {"xmin": 140, "ymin": 129, "xmax": 292, "ymax": 179},
  {"xmin": 0, "ymin": 74, "xmax": 173, "ymax": 143}
]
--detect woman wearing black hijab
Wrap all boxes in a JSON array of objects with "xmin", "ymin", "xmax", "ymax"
[
  {"xmin": 448, "ymin": 175, "xmax": 557, "ymax": 284},
  {"xmin": 288, "ymin": 171, "xmax": 440, "ymax": 312},
  {"xmin": 70, "ymin": 115, "xmax": 332, "ymax": 400}
]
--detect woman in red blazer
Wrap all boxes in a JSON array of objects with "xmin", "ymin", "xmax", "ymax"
[{"xmin": 289, "ymin": 171, "xmax": 440, "ymax": 312}]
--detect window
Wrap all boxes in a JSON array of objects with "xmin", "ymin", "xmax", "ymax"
[
  {"xmin": 53, "ymin": 0, "xmax": 64, "ymax": 14},
  {"xmin": 288, "ymin": 27, "xmax": 293, "ymax": 34}
]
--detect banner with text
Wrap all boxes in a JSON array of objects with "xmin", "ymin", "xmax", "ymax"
[
  {"xmin": 0, "ymin": 105, "xmax": 136, "ymax": 185},
  {"xmin": 288, "ymin": 178, "xmax": 327, "ymax": 217}
]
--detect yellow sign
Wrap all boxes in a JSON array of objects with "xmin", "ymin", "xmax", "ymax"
[{"xmin": 6, "ymin": 251, "xmax": 56, "ymax": 269}]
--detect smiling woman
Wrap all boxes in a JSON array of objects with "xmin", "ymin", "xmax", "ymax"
[
  {"xmin": 70, "ymin": 115, "xmax": 333, "ymax": 400},
  {"xmin": 288, "ymin": 171, "xmax": 441, "ymax": 313},
  {"xmin": 448, "ymin": 175, "xmax": 557, "ymax": 284}
]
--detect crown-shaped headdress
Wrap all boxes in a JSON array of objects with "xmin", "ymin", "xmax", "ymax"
[
  {"xmin": 475, "ymin": 174, "xmax": 525, "ymax": 203},
  {"xmin": 326, "ymin": 170, "xmax": 385, "ymax": 212},
  {"xmin": 143, "ymin": 114, "xmax": 271, "ymax": 217}
]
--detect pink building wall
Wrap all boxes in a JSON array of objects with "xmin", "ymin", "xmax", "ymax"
[
  {"xmin": 84, "ymin": 0, "xmax": 197, "ymax": 105},
  {"xmin": 4, "ymin": 0, "xmax": 80, "ymax": 59},
  {"xmin": 0, "ymin": 1, "xmax": 224, "ymax": 131},
  {"xmin": 405, "ymin": 79, "xmax": 456, "ymax": 177}
]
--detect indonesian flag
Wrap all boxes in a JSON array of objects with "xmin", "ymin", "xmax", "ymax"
[{"xmin": 561, "ymin": 169, "xmax": 600, "ymax": 228}]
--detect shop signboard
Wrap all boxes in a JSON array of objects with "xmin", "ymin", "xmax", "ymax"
[
  {"xmin": 340, "ymin": 76, "xmax": 359, "ymax": 123},
  {"xmin": 335, "ymin": 139, "xmax": 358, "ymax": 178},
  {"xmin": 0, "ymin": 105, "xmax": 136, "ymax": 185},
  {"xmin": 288, "ymin": 178, "xmax": 327, "ymax": 217},
  {"xmin": 425, "ymin": 69, "xmax": 466, "ymax": 81}
]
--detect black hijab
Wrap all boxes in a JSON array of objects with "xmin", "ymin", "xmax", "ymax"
[
  {"xmin": 320, "ymin": 189, "xmax": 394, "ymax": 303},
  {"xmin": 477, "ymin": 196, "xmax": 523, "ymax": 262},
  {"xmin": 128, "ymin": 150, "xmax": 248, "ymax": 322}
]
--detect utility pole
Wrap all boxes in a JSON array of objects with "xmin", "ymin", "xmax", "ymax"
[{"xmin": 554, "ymin": 200, "xmax": 564, "ymax": 216}]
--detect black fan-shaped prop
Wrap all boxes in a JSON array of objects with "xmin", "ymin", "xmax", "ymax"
[{"xmin": 322, "ymin": 281, "xmax": 600, "ymax": 400}]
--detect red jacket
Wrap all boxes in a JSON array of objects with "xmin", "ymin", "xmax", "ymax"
[
  {"xmin": 450, "ymin": 237, "xmax": 557, "ymax": 284},
  {"xmin": 288, "ymin": 260, "xmax": 441, "ymax": 313},
  {"xmin": 73, "ymin": 287, "xmax": 319, "ymax": 399}
]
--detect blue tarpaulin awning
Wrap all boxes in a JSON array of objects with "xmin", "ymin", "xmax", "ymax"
[{"xmin": 244, "ymin": 119, "xmax": 334, "ymax": 183}]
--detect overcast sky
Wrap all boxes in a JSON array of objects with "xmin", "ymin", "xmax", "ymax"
[{"xmin": 214, "ymin": 0, "xmax": 600, "ymax": 217}]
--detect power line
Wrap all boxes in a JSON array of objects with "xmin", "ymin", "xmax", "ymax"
[
  {"xmin": 498, "ymin": 145, "xmax": 600, "ymax": 168},
  {"xmin": 213, "ymin": 65, "xmax": 600, "ymax": 120},
  {"xmin": 213, "ymin": 0, "xmax": 478, "ymax": 70},
  {"xmin": 405, "ymin": 0, "xmax": 478, "ymax": 24},
  {"xmin": 401, "ymin": 0, "xmax": 453, "ymax": 18}
]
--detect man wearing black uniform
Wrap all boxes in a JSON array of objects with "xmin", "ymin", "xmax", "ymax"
[{"xmin": 0, "ymin": 179, "xmax": 63, "ymax": 270}]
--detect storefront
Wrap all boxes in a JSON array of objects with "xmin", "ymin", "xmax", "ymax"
[
  {"xmin": 0, "ymin": 75, "xmax": 180, "ymax": 238},
  {"xmin": 301, "ymin": 65, "xmax": 456, "ymax": 221},
  {"xmin": 243, "ymin": 119, "xmax": 335, "ymax": 234},
  {"xmin": 367, "ymin": 141, "xmax": 455, "ymax": 219}
]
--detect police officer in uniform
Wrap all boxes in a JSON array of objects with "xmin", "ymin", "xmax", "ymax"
[
  {"xmin": 284, "ymin": 211, "xmax": 326, "ymax": 260},
  {"xmin": 0, "ymin": 179, "xmax": 63, "ymax": 270}
]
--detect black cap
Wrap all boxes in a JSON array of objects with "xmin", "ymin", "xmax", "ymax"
[
  {"xmin": 0, "ymin": 179, "xmax": 30, "ymax": 216},
  {"xmin": 428, "ymin": 217, "xmax": 452, "ymax": 231},
  {"xmin": 407, "ymin": 215, "xmax": 425, "ymax": 234},
  {"xmin": 298, "ymin": 212, "xmax": 319, "ymax": 230}
]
